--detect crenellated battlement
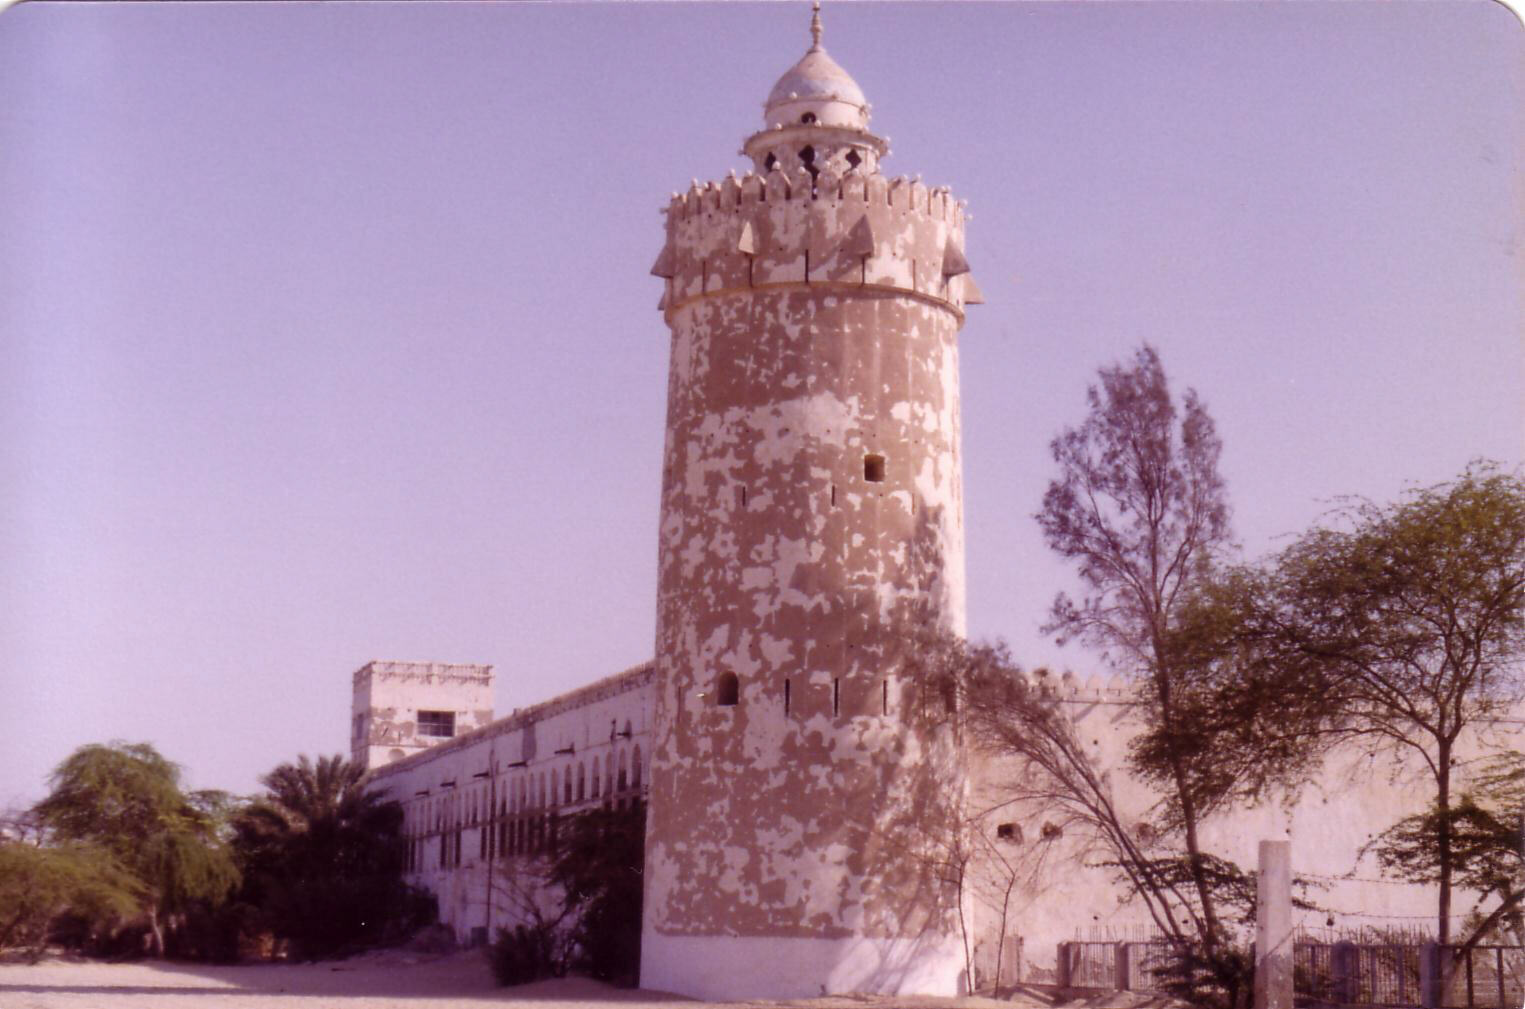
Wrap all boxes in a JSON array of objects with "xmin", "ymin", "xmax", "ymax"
[
  {"xmin": 1045, "ymin": 670, "xmax": 1137, "ymax": 703},
  {"xmin": 653, "ymin": 168, "xmax": 979, "ymax": 318},
  {"xmin": 663, "ymin": 170, "xmax": 967, "ymax": 224}
]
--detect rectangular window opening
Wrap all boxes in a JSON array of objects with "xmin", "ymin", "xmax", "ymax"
[
  {"xmin": 864, "ymin": 454, "xmax": 886, "ymax": 483},
  {"xmin": 740, "ymin": 485, "xmax": 748, "ymax": 508},
  {"xmin": 418, "ymin": 710, "xmax": 455, "ymax": 738},
  {"xmin": 784, "ymin": 678, "xmax": 791, "ymax": 716},
  {"xmin": 833, "ymin": 678, "xmax": 840, "ymax": 717},
  {"xmin": 882, "ymin": 679, "xmax": 888, "ymax": 716},
  {"xmin": 831, "ymin": 483, "xmax": 837, "ymax": 507}
]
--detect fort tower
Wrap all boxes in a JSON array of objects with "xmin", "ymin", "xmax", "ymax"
[
  {"xmin": 350, "ymin": 660, "xmax": 494, "ymax": 771},
  {"xmin": 642, "ymin": 7, "xmax": 981, "ymax": 997}
]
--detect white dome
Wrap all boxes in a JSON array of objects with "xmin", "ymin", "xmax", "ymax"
[
  {"xmin": 766, "ymin": 48, "xmax": 866, "ymax": 112},
  {"xmin": 761, "ymin": 7, "xmax": 870, "ymax": 131}
]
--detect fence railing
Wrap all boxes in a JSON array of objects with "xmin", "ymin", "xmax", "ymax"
[
  {"xmin": 1056, "ymin": 939, "xmax": 1180, "ymax": 991},
  {"xmin": 1057, "ymin": 938, "xmax": 1525, "ymax": 1008}
]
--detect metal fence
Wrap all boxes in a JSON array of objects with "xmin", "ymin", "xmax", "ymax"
[
  {"xmin": 1295, "ymin": 942, "xmax": 1422, "ymax": 1006},
  {"xmin": 1436, "ymin": 945, "xmax": 1525, "ymax": 1009},
  {"xmin": 1295, "ymin": 941, "xmax": 1523, "ymax": 1008},
  {"xmin": 1056, "ymin": 939, "xmax": 1180, "ymax": 991},
  {"xmin": 1058, "ymin": 938, "xmax": 1525, "ymax": 1008}
]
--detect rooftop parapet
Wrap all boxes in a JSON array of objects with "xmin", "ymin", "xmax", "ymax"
[
  {"xmin": 653, "ymin": 168, "xmax": 981, "ymax": 320},
  {"xmin": 351, "ymin": 659, "xmax": 493, "ymax": 688}
]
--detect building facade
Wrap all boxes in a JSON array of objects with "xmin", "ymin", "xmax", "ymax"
[{"xmin": 361, "ymin": 662, "xmax": 653, "ymax": 945}]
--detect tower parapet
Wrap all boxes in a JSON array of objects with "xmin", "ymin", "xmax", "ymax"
[{"xmin": 657, "ymin": 172, "xmax": 980, "ymax": 318}]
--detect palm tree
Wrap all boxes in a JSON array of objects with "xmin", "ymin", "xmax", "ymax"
[{"xmin": 234, "ymin": 755, "xmax": 411, "ymax": 958}]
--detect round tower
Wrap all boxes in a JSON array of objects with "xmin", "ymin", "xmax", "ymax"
[{"xmin": 642, "ymin": 8, "xmax": 982, "ymax": 998}]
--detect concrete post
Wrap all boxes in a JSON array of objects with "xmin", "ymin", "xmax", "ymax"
[
  {"xmin": 1255, "ymin": 840, "xmax": 1293, "ymax": 1009},
  {"xmin": 1331, "ymin": 940, "xmax": 1358, "ymax": 1005},
  {"xmin": 1419, "ymin": 941, "xmax": 1448, "ymax": 1009}
]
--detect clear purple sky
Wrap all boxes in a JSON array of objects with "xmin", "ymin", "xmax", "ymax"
[{"xmin": 2, "ymin": 1, "xmax": 1519, "ymax": 806}]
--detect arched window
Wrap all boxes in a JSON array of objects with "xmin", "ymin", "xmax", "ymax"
[
  {"xmin": 591, "ymin": 756, "xmax": 602, "ymax": 798},
  {"xmin": 576, "ymin": 763, "xmax": 586, "ymax": 802},
  {"xmin": 564, "ymin": 770, "xmax": 572, "ymax": 805},
  {"xmin": 717, "ymin": 671, "xmax": 740, "ymax": 706},
  {"xmin": 618, "ymin": 751, "xmax": 629, "ymax": 792},
  {"xmin": 632, "ymin": 746, "xmax": 642, "ymax": 788}
]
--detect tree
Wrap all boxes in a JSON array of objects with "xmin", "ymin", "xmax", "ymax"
[
  {"xmin": 550, "ymin": 803, "xmax": 646, "ymax": 985},
  {"xmin": 233, "ymin": 754, "xmax": 428, "ymax": 958},
  {"xmin": 32, "ymin": 742, "xmax": 239, "ymax": 956},
  {"xmin": 0, "ymin": 841, "xmax": 142, "ymax": 959},
  {"xmin": 1036, "ymin": 345, "xmax": 1236, "ymax": 950},
  {"xmin": 1267, "ymin": 465, "xmax": 1525, "ymax": 942},
  {"xmin": 1365, "ymin": 751, "xmax": 1525, "ymax": 957}
]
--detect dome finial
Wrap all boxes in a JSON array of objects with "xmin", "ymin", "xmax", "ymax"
[{"xmin": 809, "ymin": 2, "xmax": 823, "ymax": 51}]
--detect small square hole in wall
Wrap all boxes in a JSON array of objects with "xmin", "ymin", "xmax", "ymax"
[
  {"xmin": 864, "ymin": 454, "xmax": 886, "ymax": 483},
  {"xmin": 996, "ymin": 822, "xmax": 1023, "ymax": 843}
]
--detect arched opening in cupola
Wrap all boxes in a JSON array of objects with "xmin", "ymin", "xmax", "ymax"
[{"xmin": 799, "ymin": 145, "xmax": 819, "ymax": 185}]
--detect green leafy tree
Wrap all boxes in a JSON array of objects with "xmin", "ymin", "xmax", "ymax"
[
  {"xmin": 1266, "ymin": 464, "xmax": 1525, "ymax": 942},
  {"xmin": 1036, "ymin": 345, "xmax": 1237, "ymax": 948},
  {"xmin": 234, "ymin": 754, "xmax": 428, "ymax": 958},
  {"xmin": 32, "ymin": 742, "xmax": 239, "ymax": 955},
  {"xmin": 1366, "ymin": 755, "xmax": 1525, "ymax": 953},
  {"xmin": 0, "ymin": 841, "xmax": 143, "ymax": 959},
  {"xmin": 552, "ymin": 803, "xmax": 645, "ymax": 985}
]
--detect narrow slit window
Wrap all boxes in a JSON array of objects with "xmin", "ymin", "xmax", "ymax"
[
  {"xmin": 864, "ymin": 454, "xmax": 886, "ymax": 483},
  {"xmin": 833, "ymin": 678, "xmax": 840, "ymax": 717},
  {"xmin": 784, "ymin": 678, "xmax": 791, "ymax": 716},
  {"xmin": 831, "ymin": 484, "xmax": 837, "ymax": 507},
  {"xmin": 882, "ymin": 679, "xmax": 888, "ymax": 716},
  {"xmin": 740, "ymin": 486, "xmax": 748, "ymax": 508},
  {"xmin": 717, "ymin": 671, "xmax": 740, "ymax": 707}
]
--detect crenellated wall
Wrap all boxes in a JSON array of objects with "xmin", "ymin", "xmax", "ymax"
[{"xmin": 657, "ymin": 169, "xmax": 980, "ymax": 318}]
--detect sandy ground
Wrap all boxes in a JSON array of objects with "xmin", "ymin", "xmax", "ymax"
[{"xmin": 0, "ymin": 950, "xmax": 1063, "ymax": 1009}]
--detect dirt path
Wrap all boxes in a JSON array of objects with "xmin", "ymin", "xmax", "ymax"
[{"xmin": 0, "ymin": 951, "xmax": 1047, "ymax": 1009}]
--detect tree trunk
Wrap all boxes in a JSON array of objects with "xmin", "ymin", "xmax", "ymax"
[
  {"xmin": 1437, "ymin": 741, "xmax": 1453, "ymax": 945},
  {"xmin": 1173, "ymin": 758, "xmax": 1221, "ymax": 952},
  {"xmin": 1153, "ymin": 646, "xmax": 1220, "ymax": 952},
  {"xmin": 148, "ymin": 905, "xmax": 165, "ymax": 958}
]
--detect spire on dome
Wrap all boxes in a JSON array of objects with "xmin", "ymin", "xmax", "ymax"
[{"xmin": 759, "ymin": 2, "xmax": 869, "ymax": 133}]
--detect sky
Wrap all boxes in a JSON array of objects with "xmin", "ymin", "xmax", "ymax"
[{"xmin": 1, "ymin": 1, "xmax": 1520, "ymax": 806}]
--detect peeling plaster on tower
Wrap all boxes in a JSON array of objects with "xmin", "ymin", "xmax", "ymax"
[{"xmin": 642, "ymin": 7, "xmax": 982, "ymax": 998}]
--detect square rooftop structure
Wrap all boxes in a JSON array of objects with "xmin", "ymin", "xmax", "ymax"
[{"xmin": 351, "ymin": 660, "xmax": 494, "ymax": 770}]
